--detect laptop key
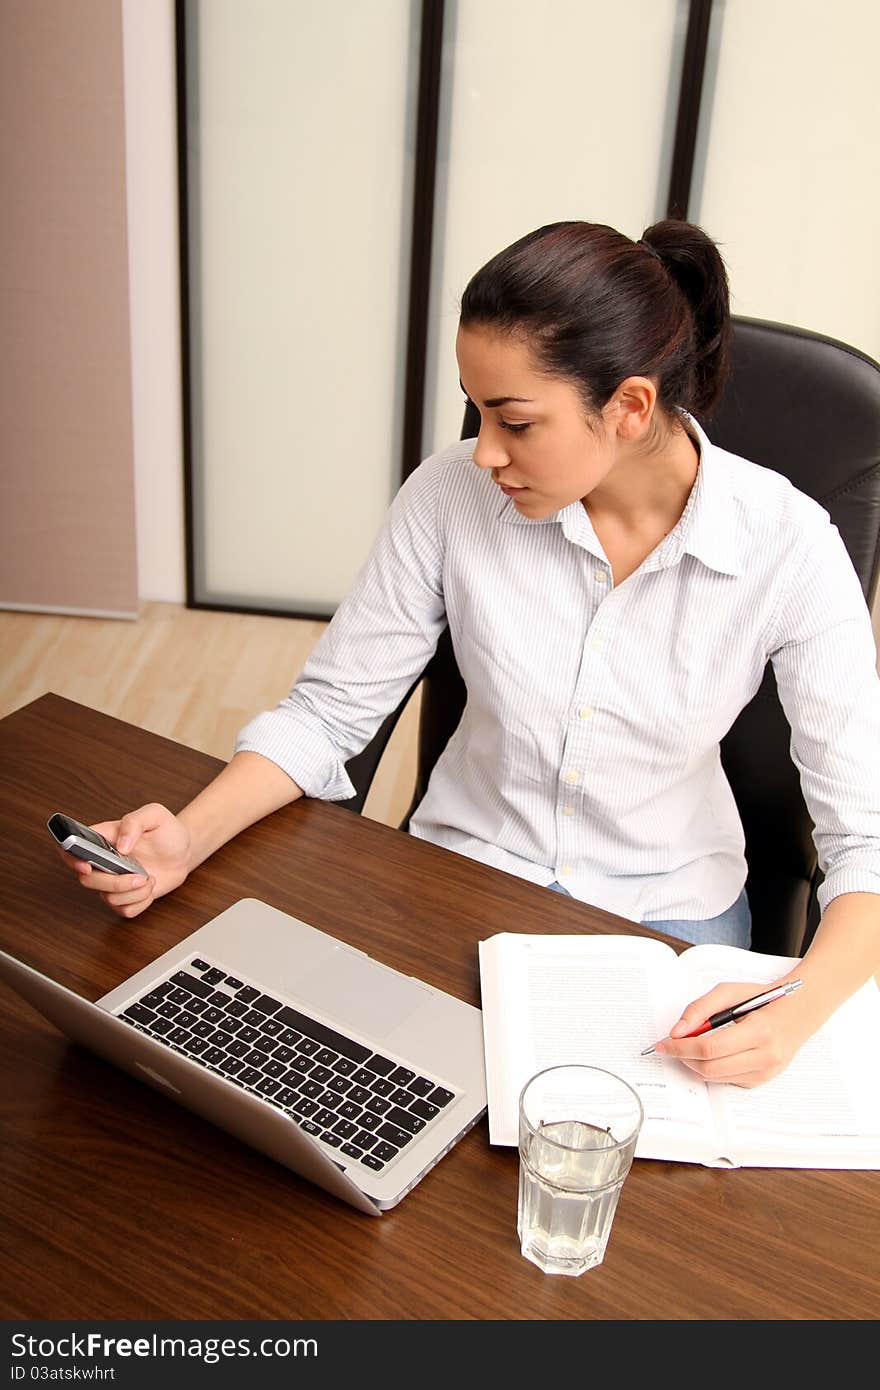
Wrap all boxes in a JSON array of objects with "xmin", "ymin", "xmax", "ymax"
[
  {"xmin": 239, "ymin": 1066, "xmax": 262, "ymax": 1086},
  {"xmin": 123, "ymin": 1004, "xmax": 157, "ymax": 1026},
  {"xmin": 140, "ymin": 990, "xmax": 168, "ymax": 1010},
  {"xmin": 242, "ymin": 1009, "xmax": 266, "ymax": 1027},
  {"xmin": 191, "ymin": 959, "xmax": 210, "ymax": 971},
  {"xmin": 192, "ymin": 1020, "xmax": 215, "ymax": 1039},
  {"xmin": 209, "ymin": 1029, "xmax": 234, "ymax": 1049},
  {"xmin": 365, "ymin": 1054, "xmax": 395, "ymax": 1077},
  {"xmin": 351, "ymin": 1130, "xmax": 378, "ymax": 1151},
  {"xmin": 224, "ymin": 999, "xmax": 248, "ymax": 1018},
  {"xmin": 251, "ymin": 993, "xmax": 283, "ymax": 1016},
  {"xmin": 224, "ymin": 976, "xmax": 244, "ymax": 989},
  {"xmin": 328, "ymin": 1075, "xmax": 352, "ymax": 1095},
  {"xmin": 157, "ymin": 1002, "xmax": 180, "ymax": 1019},
  {"xmin": 272, "ymin": 1045, "xmax": 296, "ymax": 1066},
  {"xmin": 336, "ymin": 1101, "xmax": 362, "ymax": 1122},
  {"xmin": 370, "ymin": 1077, "xmax": 395, "ymax": 1098},
  {"xmin": 293, "ymin": 1097, "xmax": 319, "ymax": 1118},
  {"xmin": 386, "ymin": 1106, "xmax": 426, "ymax": 1135},
  {"xmin": 220, "ymin": 1056, "xmax": 245, "ymax": 1076},
  {"xmin": 298, "ymin": 1079, "xmax": 324, "ymax": 1099},
  {"xmin": 255, "ymin": 1035, "xmax": 279, "ymax": 1054},
  {"xmin": 373, "ymin": 1141, "xmax": 399, "ymax": 1162},
  {"xmin": 201, "ymin": 968, "xmax": 225, "ymax": 985},
  {"xmin": 262, "ymin": 1060, "xmax": 286, "ymax": 1079},
  {"xmin": 295, "ymin": 1038, "xmax": 320, "ymax": 1057},
  {"xmin": 360, "ymin": 1154, "xmax": 385, "ymax": 1170},
  {"xmin": 203, "ymin": 1047, "xmax": 227, "ymax": 1066},
  {"xmin": 389, "ymin": 1067, "xmax": 415, "ymax": 1086},
  {"xmin": 149, "ymin": 1017, "xmax": 175, "ymax": 1036},
  {"xmin": 260, "ymin": 1018, "xmax": 283, "ymax": 1037},
  {"xmin": 234, "ymin": 985, "xmax": 260, "ymax": 1005},
  {"xmin": 290, "ymin": 1055, "xmax": 314, "ymax": 1074},
  {"xmin": 366, "ymin": 1096, "xmax": 392, "ymax": 1116},
  {"xmin": 256, "ymin": 1076, "xmax": 281, "ymax": 1096},
  {"xmin": 176, "ymin": 1011, "xmax": 198, "ymax": 1030},
  {"xmin": 187, "ymin": 1036, "xmax": 210, "ymax": 1055},
  {"xmin": 276, "ymin": 1087, "xmax": 299, "ymax": 1107},
  {"xmin": 321, "ymin": 1132, "xmax": 343, "ymax": 1148},
  {"xmin": 202, "ymin": 1007, "xmax": 225, "ymax": 1025},
  {"xmin": 171, "ymin": 971, "xmax": 213, "ymax": 999},
  {"xmin": 277, "ymin": 1027, "xmax": 302, "ymax": 1046},
  {"xmin": 410, "ymin": 1099, "xmax": 440, "ymax": 1122},
  {"xmin": 237, "ymin": 1025, "xmax": 261, "ymax": 1044},
  {"xmin": 168, "ymin": 1026, "xmax": 192, "ymax": 1046},
  {"xmin": 314, "ymin": 1108, "xmax": 338, "ymax": 1129},
  {"xmin": 376, "ymin": 1122, "xmax": 414, "ymax": 1148},
  {"xmin": 358, "ymin": 1111, "xmax": 381, "ymax": 1132},
  {"xmin": 347, "ymin": 1085, "xmax": 372, "ymax": 1107},
  {"xmin": 187, "ymin": 998, "xmax": 209, "ymax": 1015},
  {"xmin": 333, "ymin": 1120, "xmax": 357, "ymax": 1140},
  {"xmin": 300, "ymin": 1120, "xmax": 323, "ymax": 1137},
  {"xmin": 340, "ymin": 1143, "xmax": 364, "ymax": 1160},
  {"xmin": 389, "ymin": 1087, "xmax": 413, "ymax": 1107},
  {"xmin": 407, "ymin": 1076, "xmax": 435, "ymax": 1098},
  {"xmin": 169, "ymin": 989, "xmax": 192, "ymax": 1007},
  {"xmin": 313, "ymin": 1047, "xmax": 338, "ymax": 1067},
  {"xmin": 427, "ymin": 1087, "xmax": 454, "ymax": 1107}
]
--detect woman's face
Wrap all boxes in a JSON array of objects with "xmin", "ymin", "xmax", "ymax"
[{"xmin": 456, "ymin": 323, "xmax": 620, "ymax": 518}]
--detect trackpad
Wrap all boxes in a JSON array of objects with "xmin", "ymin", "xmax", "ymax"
[{"xmin": 294, "ymin": 947, "xmax": 428, "ymax": 1039}]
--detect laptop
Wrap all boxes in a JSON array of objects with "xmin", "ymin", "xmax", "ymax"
[{"xmin": 0, "ymin": 897, "xmax": 487, "ymax": 1214}]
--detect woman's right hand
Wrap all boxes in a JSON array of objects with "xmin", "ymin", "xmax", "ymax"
[{"xmin": 58, "ymin": 803, "xmax": 192, "ymax": 919}]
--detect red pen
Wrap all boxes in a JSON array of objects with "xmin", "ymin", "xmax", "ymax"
[{"xmin": 640, "ymin": 979, "xmax": 803, "ymax": 1056}]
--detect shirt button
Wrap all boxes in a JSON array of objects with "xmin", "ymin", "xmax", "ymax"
[
  {"xmin": 562, "ymin": 806, "xmax": 575, "ymax": 817},
  {"xmin": 560, "ymin": 865, "xmax": 574, "ymax": 876},
  {"xmin": 564, "ymin": 769, "xmax": 580, "ymax": 784},
  {"xmin": 578, "ymin": 706, "xmax": 593, "ymax": 720},
  {"xmin": 594, "ymin": 569, "xmax": 608, "ymax": 583}
]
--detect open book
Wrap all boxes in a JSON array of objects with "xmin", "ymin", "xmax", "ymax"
[{"xmin": 478, "ymin": 933, "xmax": 880, "ymax": 1169}]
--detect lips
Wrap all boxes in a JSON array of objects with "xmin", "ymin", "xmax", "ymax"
[{"xmin": 498, "ymin": 483, "xmax": 528, "ymax": 496}]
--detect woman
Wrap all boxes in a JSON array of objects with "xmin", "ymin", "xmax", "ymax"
[{"xmin": 63, "ymin": 219, "xmax": 880, "ymax": 1088}]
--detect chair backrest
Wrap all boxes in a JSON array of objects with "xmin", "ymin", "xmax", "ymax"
[{"xmin": 344, "ymin": 317, "xmax": 880, "ymax": 955}]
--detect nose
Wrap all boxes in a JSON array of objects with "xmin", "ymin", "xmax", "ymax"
[{"xmin": 471, "ymin": 422, "xmax": 510, "ymax": 473}]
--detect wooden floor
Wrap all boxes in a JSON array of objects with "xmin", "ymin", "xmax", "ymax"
[{"xmin": 0, "ymin": 603, "xmax": 421, "ymax": 829}]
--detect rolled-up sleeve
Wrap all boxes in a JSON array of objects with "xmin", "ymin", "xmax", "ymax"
[
  {"xmin": 770, "ymin": 514, "xmax": 880, "ymax": 911},
  {"xmin": 234, "ymin": 455, "xmax": 449, "ymax": 799}
]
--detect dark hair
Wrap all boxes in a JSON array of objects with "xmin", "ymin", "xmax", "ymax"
[{"xmin": 459, "ymin": 219, "xmax": 731, "ymax": 419}]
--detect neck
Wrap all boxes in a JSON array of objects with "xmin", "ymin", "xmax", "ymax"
[{"xmin": 583, "ymin": 423, "xmax": 700, "ymax": 533}]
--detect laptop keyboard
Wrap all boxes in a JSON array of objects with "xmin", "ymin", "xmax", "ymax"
[{"xmin": 118, "ymin": 956, "xmax": 457, "ymax": 1174}]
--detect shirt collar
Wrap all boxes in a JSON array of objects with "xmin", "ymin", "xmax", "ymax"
[{"xmin": 497, "ymin": 413, "xmax": 742, "ymax": 576}]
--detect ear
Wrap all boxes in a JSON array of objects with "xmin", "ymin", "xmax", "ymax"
[{"xmin": 603, "ymin": 376, "xmax": 657, "ymax": 440}]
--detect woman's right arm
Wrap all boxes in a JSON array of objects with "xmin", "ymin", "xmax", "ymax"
[{"xmin": 61, "ymin": 751, "xmax": 303, "ymax": 919}]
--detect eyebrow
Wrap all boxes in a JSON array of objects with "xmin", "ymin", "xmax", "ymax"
[{"xmin": 459, "ymin": 379, "xmax": 534, "ymax": 408}]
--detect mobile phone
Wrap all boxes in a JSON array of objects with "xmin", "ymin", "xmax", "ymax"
[{"xmin": 47, "ymin": 813, "xmax": 146, "ymax": 876}]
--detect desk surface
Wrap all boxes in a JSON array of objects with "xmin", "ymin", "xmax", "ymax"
[{"xmin": 1, "ymin": 694, "xmax": 878, "ymax": 1321}]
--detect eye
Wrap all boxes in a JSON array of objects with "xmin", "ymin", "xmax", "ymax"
[{"xmin": 499, "ymin": 421, "xmax": 531, "ymax": 434}]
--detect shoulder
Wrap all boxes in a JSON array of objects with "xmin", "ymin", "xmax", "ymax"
[
  {"xmin": 701, "ymin": 434, "xmax": 833, "ymax": 560},
  {"xmin": 393, "ymin": 436, "xmax": 493, "ymax": 522}
]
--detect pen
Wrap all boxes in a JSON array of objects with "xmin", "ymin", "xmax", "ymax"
[{"xmin": 640, "ymin": 979, "xmax": 804, "ymax": 1056}]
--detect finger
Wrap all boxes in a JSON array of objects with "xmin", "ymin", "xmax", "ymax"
[
  {"xmin": 106, "ymin": 804, "xmax": 168, "ymax": 856},
  {"xmin": 667, "ymin": 981, "xmax": 771, "ymax": 1039},
  {"xmin": 100, "ymin": 882, "xmax": 155, "ymax": 918},
  {"xmin": 78, "ymin": 867, "xmax": 150, "ymax": 895}
]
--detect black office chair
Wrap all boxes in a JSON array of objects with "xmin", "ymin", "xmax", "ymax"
[{"xmin": 341, "ymin": 318, "xmax": 880, "ymax": 956}]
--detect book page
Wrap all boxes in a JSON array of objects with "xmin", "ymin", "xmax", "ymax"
[
  {"xmin": 677, "ymin": 945, "xmax": 880, "ymax": 1167},
  {"xmin": 479, "ymin": 933, "xmax": 719, "ymax": 1161}
]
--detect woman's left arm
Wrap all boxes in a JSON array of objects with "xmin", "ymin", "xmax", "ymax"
[
  {"xmin": 656, "ymin": 892, "xmax": 880, "ymax": 1085},
  {"xmin": 661, "ymin": 511, "xmax": 880, "ymax": 1084}
]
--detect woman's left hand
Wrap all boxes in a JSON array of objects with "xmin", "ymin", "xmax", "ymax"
[{"xmin": 654, "ymin": 976, "xmax": 817, "ymax": 1086}]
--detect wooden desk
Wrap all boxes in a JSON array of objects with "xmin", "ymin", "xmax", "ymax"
[{"xmin": 1, "ymin": 694, "xmax": 878, "ymax": 1321}]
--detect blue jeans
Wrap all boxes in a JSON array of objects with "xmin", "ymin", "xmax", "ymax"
[{"xmin": 547, "ymin": 883, "xmax": 752, "ymax": 948}]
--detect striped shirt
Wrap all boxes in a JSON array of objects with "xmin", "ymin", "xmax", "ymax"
[{"xmin": 235, "ymin": 417, "xmax": 880, "ymax": 923}]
